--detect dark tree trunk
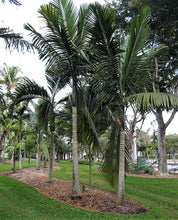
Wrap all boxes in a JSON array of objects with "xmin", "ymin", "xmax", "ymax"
[
  {"xmin": 0, "ymin": 131, "xmax": 6, "ymax": 151},
  {"xmin": 155, "ymin": 112, "xmax": 167, "ymax": 175}
]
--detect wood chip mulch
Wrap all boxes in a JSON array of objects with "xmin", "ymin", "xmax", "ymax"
[{"xmin": 1, "ymin": 166, "xmax": 149, "ymax": 215}]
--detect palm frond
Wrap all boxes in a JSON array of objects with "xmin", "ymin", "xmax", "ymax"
[
  {"xmin": 35, "ymin": 100, "xmax": 51, "ymax": 131},
  {"xmin": 128, "ymin": 92, "xmax": 178, "ymax": 110},
  {"xmin": 0, "ymin": 28, "xmax": 32, "ymax": 52},
  {"xmin": 1, "ymin": 0, "xmax": 21, "ymax": 5},
  {"xmin": 121, "ymin": 6, "xmax": 151, "ymax": 93},
  {"xmin": 51, "ymin": 0, "xmax": 78, "ymax": 41},
  {"xmin": 13, "ymin": 77, "xmax": 50, "ymax": 104}
]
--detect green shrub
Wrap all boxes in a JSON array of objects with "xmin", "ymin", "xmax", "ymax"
[{"xmin": 129, "ymin": 159, "xmax": 155, "ymax": 174}]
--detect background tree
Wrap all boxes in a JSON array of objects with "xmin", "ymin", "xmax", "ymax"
[
  {"xmin": 165, "ymin": 134, "xmax": 178, "ymax": 164},
  {"xmin": 110, "ymin": 0, "xmax": 178, "ymax": 176}
]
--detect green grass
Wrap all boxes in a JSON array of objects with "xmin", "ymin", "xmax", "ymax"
[
  {"xmin": 0, "ymin": 160, "xmax": 178, "ymax": 219},
  {"xmin": 0, "ymin": 160, "xmax": 36, "ymax": 172}
]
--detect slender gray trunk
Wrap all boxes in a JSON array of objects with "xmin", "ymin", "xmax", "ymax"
[
  {"xmin": 72, "ymin": 106, "xmax": 81, "ymax": 196},
  {"xmin": 19, "ymin": 131, "xmax": 22, "ymax": 169},
  {"xmin": 28, "ymin": 156, "xmax": 30, "ymax": 168},
  {"xmin": 36, "ymin": 134, "xmax": 41, "ymax": 170},
  {"xmin": 19, "ymin": 147, "xmax": 22, "ymax": 169},
  {"xmin": 53, "ymin": 146, "xmax": 55, "ymax": 166},
  {"xmin": 132, "ymin": 131, "xmax": 137, "ymax": 163},
  {"xmin": 89, "ymin": 145, "xmax": 92, "ymax": 188},
  {"xmin": 43, "ymin": 156, "xmax": 47, "ymax": 168},
  {"xmin": 13, "ymin": 150, "xmax": 16, "ymax": 173},
  {"xmin": 13, "ymin": 135, "xmax": 16, "ymax": 173},
  {"xmin": 48, "ymin": 131, "xmax": 54, "ymax": 182},
  {"xmin": 118, "ymin": 130, "xmax": 125, "ymax": 205}
]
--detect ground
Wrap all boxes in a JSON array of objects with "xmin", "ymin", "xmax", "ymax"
[{"xmin": 1, "ymin": 166, "xmax": 150, "ymax": 215}]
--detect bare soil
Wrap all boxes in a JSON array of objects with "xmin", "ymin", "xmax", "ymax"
[{"xmin": 1, "ymin": 166, "xmax": 149, "ymax": 215}]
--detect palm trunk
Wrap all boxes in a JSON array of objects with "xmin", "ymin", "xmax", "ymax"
[
  {"xmin": 19, "ymin": 131, "xmax": 22, "ymax": 169},
  {"xmin": 13, "ymin": 135, "xmax": 16, "ymax": 173},
  {"xmin": 28, "ymin": 156, "xmax": 30, "ymax": 168},
  {"xmin": 43, "ymin": 156, "xmax": 47, "ymax": 168},
  {"xmin": 72, "ymin": 106, "xmax": 81, "ymax": 196},
  {"xmin": 117, "ymin": 105, "xmax": 125, "ymax": 205},
  {"xmin": 132, "ymin": 131, "xmax": 137, "ymax": 163},
  {"xmin": 19, "ymin": 147, "xmax": 22, "ymax": 169},
  {"xmin": 89, "ymin": 144, "xmax": 92, "ymax": 189},
  {"xmin": 118, "ymin": 130, "xmax": 125, "ymax": 205},
  {"xmin": 48, "ymin": 131, "xmax": 54, "ymax": 182},
  {"xmin": 13, "ymin": 150, "xmax": 16, "ymax": 173},
  {"xmin": 36, "ymin": 133, "xmax": 41, "ymax": 170},
  {"xmin": 53, "ymin": 146, "xmax": 55, "ymax": 166}
]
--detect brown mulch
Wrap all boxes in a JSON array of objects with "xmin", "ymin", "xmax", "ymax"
[{"xmin": 1, "ymin": 166, "xmax": 149, "ymax": 215}]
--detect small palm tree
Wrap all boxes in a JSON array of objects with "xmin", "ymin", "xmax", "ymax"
[{"xmin": 13, "ymin": 72, "xmax": 64, "ymax": 182}]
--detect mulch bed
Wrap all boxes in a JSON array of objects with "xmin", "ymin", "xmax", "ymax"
[{"xmin": 1, "ymin": 166, "xmax": 149, "ymax": 215}]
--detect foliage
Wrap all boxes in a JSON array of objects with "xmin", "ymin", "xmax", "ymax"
[
  {"xmin": 128, "ymin": 93, "xmax": 178, "ymax": 110},
  {"xmin": 129, "ymin": 159, "xmax": 155, "ymax": 174},
  {"xmin": 23, "ymin": 135, "xmax": 36, "ymax": 157},
  {"xmin": 78, "ymin": 160, "xmax": 94, "ymax": 166},
  {"xmin": 165, "ymin": 134, "xmax": 178, "ymax": 151}
]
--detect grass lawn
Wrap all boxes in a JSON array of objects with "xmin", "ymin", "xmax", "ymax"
[
  {"xmin": 0, "ymin": 160, "xmax": 36, "ymax": 173},
  {"xmin": 0, "ymin": 160, "xmax": 177, "ymax": 219}
]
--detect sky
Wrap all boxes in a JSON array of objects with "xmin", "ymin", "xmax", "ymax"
[{"xmin": 0, "ymin": 0, "xmax": 177, "ymax": 135}]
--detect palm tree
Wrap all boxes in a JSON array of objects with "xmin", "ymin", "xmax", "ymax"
[
  {"xmin": 0, "ymin": 63, "xmax": 22, "ymax": 100},
  {"xmin": 0, "ymin": 63, "xmax": 22, "ymax": 153},
  {"xmin": 87, "ymin": 3, "xmax": 152, "ymax": 204},
  {"xmin": 14, "ymin": 102, "xmax": 31, "ymax": 169},
  {"xmin": 24, "ymin": 0, "xmax": 90, "ymax": 196},
  {"xmin": 13, "ymin": 72, "xmax": 63, "ymax": 182}
]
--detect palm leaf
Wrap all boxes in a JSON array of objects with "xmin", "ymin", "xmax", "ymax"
[
  {"xmin": 0, "ymin": 28, "xmax": 32, "ymax": 51},
  {"xmin": 13, "ymin": 77, "xmax": 50, "ymax": 104},
  {"xmin": 121, "ymin": 6, "xmax": 151, "ymax": 94},
  {"xmin": 128, "ymin": 92, "xmax": 178, "ymax": 110}
]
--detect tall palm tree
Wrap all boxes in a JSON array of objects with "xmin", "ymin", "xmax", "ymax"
[
  {"xmin": 24, "ymin": 0, "xmax": 90, "ymax": 196},
  {"xmin": 13, "ymin": 72, "xmax": 63, "ymax": 182},
  {"xmin": 87, "ymin": 3, "xmax": 152, "ymax": 204}
]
